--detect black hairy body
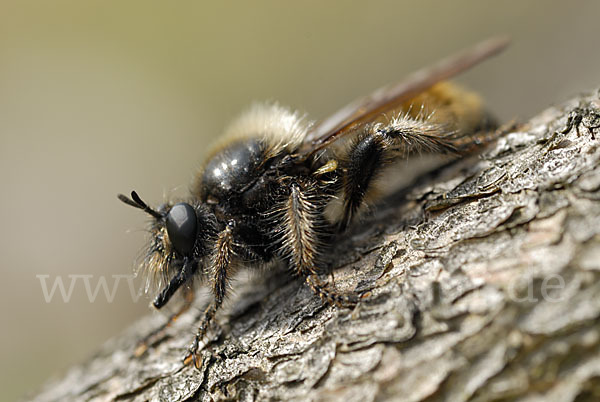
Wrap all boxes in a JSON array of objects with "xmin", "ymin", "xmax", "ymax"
[{"xmin": 118, "ymin": 37, "xmax": 508, "ymax": 368}]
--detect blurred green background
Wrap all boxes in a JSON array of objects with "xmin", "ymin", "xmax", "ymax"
[{"xmin": 2, "ymin": 1, "xmax": 599, "ymax": 399}]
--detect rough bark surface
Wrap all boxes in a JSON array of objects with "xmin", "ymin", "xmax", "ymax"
[{"xmin": 31, "ymin": 92, "xmax": 600, "ymax": 402}]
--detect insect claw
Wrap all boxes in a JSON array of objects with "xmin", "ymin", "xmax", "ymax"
[
  {"xmin": 134, "ymin": 342, "xmax": 149, "ymax": 357},
  {"xmin": 182, "ymin": 352, "xmax": 194, "ymax": 366},
  {"xmin": 183, "ymin": 337, "xmax": 203, "ymax": 369},
  {"xmin": 183, "ymin": 349, "xmax": 202, "ymax": 370}
]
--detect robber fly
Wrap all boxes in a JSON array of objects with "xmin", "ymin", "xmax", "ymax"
[{"xmin": 119, "ymin": 37, "xmax": 509, "ymax": 368}]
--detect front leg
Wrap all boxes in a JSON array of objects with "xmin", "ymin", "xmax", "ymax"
[
  {"xmin": 183, "ymin": 301, "xmax": 218, "ymax": 369},
  {"xmin": 183, "ymin": 221, "xmax": 235, "ymax": 369}
]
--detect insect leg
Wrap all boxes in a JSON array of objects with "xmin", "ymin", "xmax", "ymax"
[
  {"xmin": 183, "ymin": 300, "xmax": 218, "ymax": 369},
  {"xmin": 278, "ymin": 180, "xmax": 356, "ymax": 306},
  {"xmin": 184, "ymin": 222, "xmax": 235, "ymax": 369},
  {"xmin": 279, "ymin": 181, "xmax": 321, "ymax": 276},
  {"xmin": 305, "ymin": 273, "xmax": 357, "ymax": 307},
  {"xmin": 338, "ymin": 117, "xmax": 452, "ymax": 230}
]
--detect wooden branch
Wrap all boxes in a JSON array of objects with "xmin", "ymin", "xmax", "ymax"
[{"xmin": 30, "ymin": 90, "xmax": 600, "ymax": 402}]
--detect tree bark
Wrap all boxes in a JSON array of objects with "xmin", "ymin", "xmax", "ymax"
[{"xmin": 30, "ymin": 91, "xmax": 600, "ymax": 402}]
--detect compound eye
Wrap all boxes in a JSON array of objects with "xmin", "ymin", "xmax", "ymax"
[{"xmin": 166, "ymin": 203, "xmax": 198, "ymax": 255}]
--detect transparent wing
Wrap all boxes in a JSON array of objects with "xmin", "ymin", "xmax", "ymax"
[{"xmin": 296, "ymin": 36, "xmax": 509, "ymax": 158}]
